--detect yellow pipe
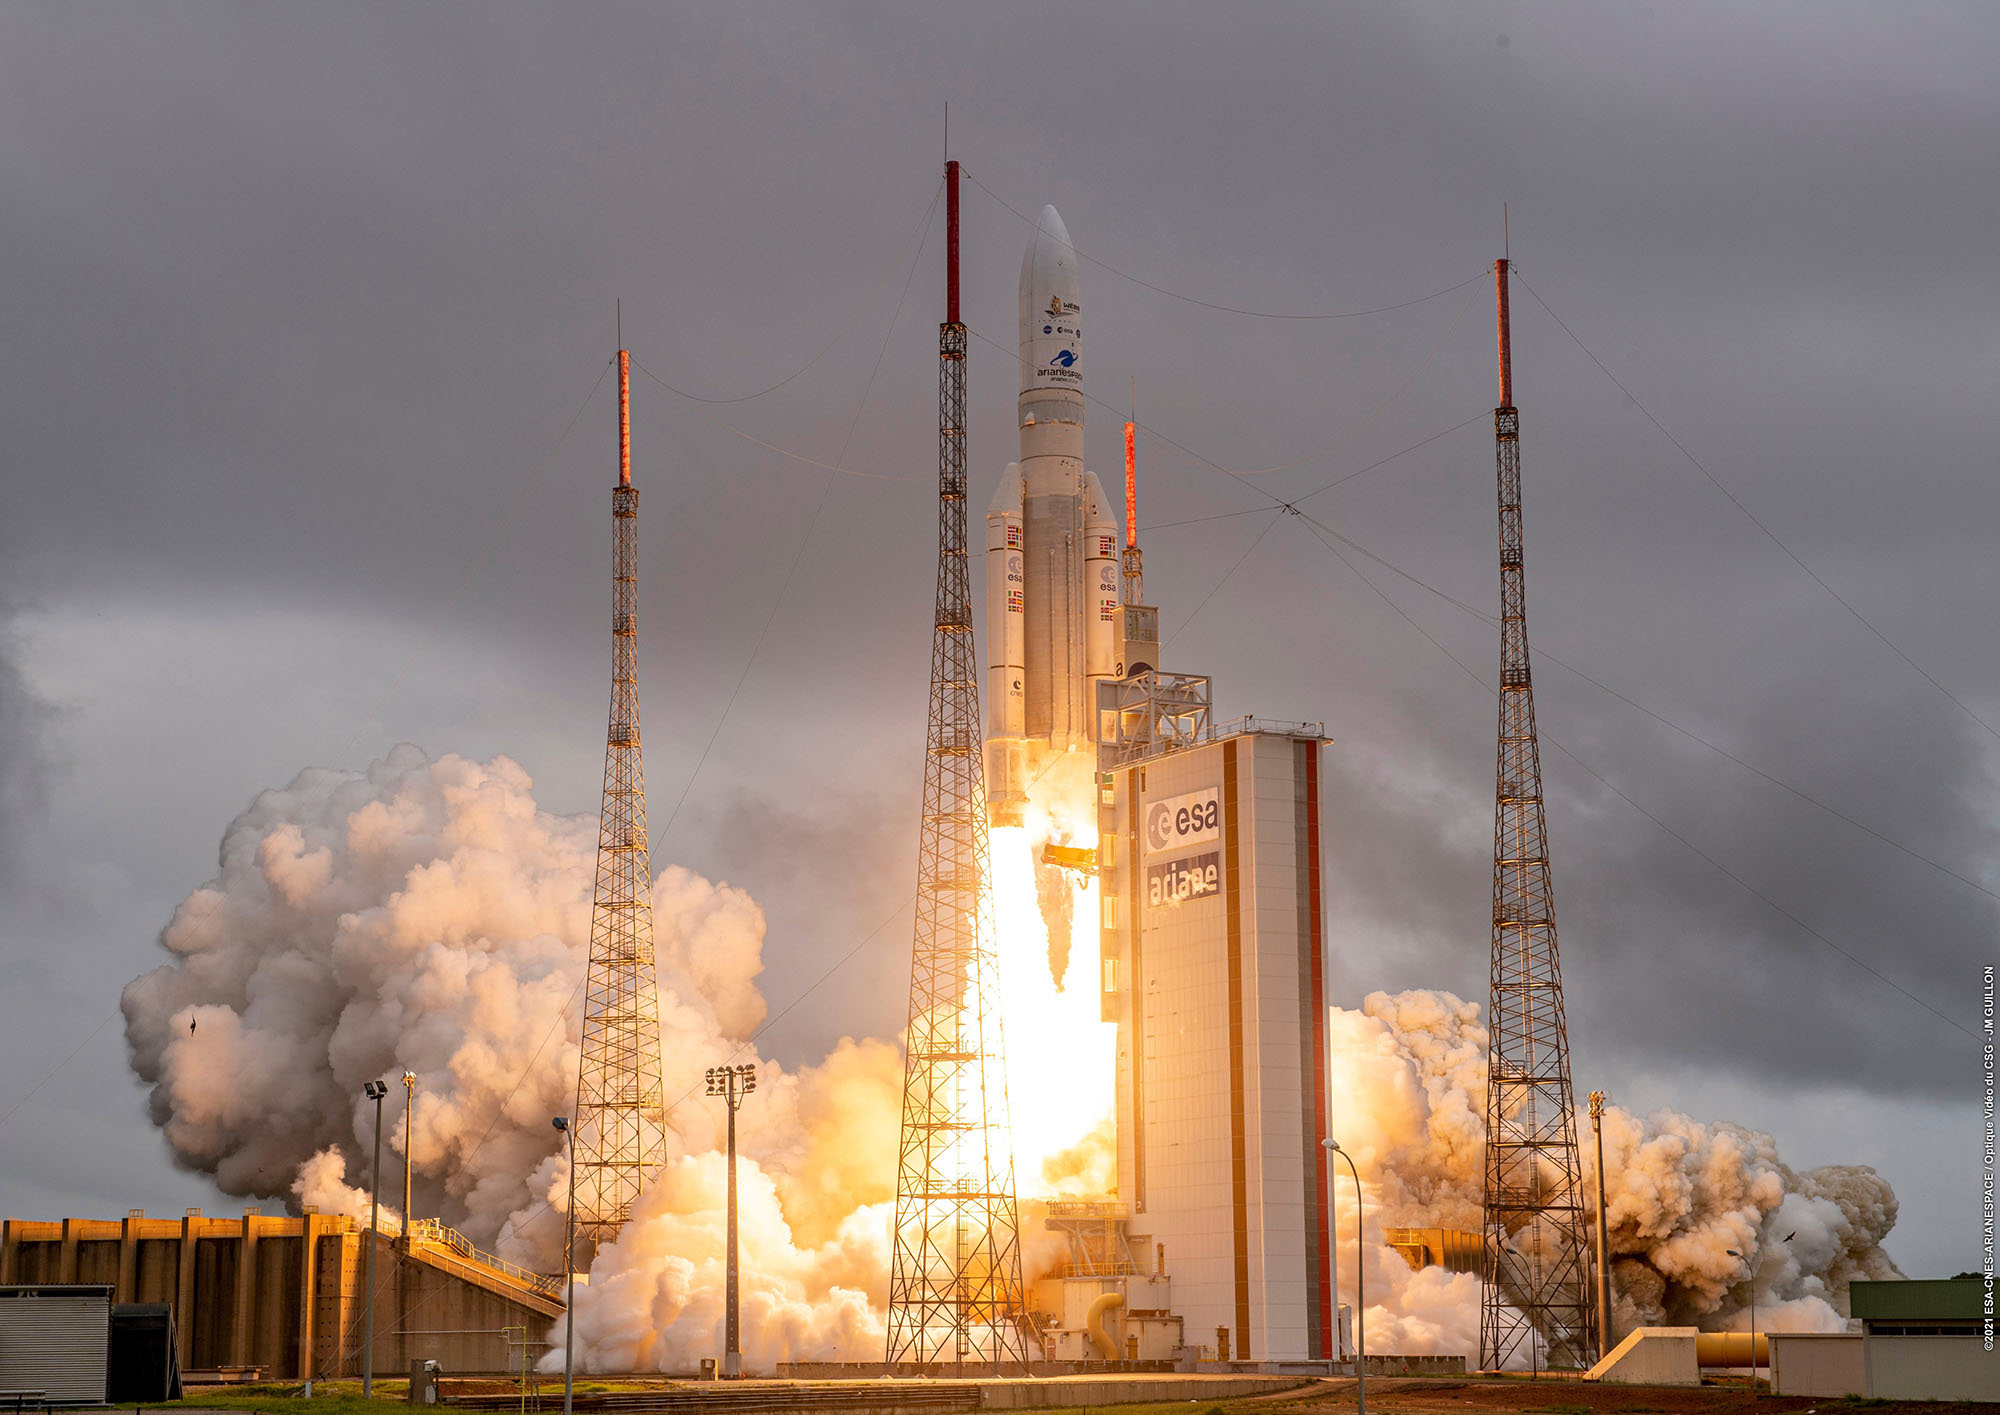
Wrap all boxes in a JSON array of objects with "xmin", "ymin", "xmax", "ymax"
[
  {"xmin": 1695, "ymin": 1332, "xmax": 1767, "ymax": 1366},
  {"xmin": 1086, "ymin": 1290, "xmax": 1125, "ymax": 1361}
]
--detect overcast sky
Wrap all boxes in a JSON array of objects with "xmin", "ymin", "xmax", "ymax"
[{"xmin": 0, "ymin": 2, "xmax": 1992, "ymax": 1280}]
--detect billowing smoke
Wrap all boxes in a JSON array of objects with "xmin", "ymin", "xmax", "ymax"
[
  {"xmin": 120, "ymin": 747, "xmax": 1901, "ymax": 1372},
  {"xmin": 566, "ymin": 1157, "xmax": 890, "ymax": 1370},
  {"xmin": 1327, "ymin": 989, "xmax": 1902, "ymax": 1357},
  {"xmin": 121, "ymin": 746, "xmax": 904, "ymax": 1369}
]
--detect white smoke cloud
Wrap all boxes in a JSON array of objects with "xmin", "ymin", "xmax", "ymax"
[
  {"xmin": 1327, "ymin": 989, "xmax": 1902, "ymax": 1358},
  {"xmin": 121, "ymin": 746, "xmax": 904, "ymax": 1370},
  {"xmin": 553, "ymin": 1154, "xmax": 890, "ymax": 1372},
  {"xmin": 119, "ymin": 747, "xmax": 1902, "ymax": 1374}
]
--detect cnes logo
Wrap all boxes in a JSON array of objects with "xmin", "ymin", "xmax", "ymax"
[{"xmin": 1144, "ymin": 786, "xmax": 1222, "ymax": 855}]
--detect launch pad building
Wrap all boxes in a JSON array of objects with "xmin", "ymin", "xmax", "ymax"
[{"xmin": 1097, "ymin": 677, "xmax": 1334, "ymax": 1364}]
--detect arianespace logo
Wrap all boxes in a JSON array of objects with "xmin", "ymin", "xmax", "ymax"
[
  {"xmin": 1144, "ymin": 786, "xmax": 1221, "ymax": 856},
  {"xmin": 1049, "ymin": 350, "xmax": 1077, "ymax": 368}
]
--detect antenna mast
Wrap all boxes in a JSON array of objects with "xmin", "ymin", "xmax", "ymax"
[
  {"xmin": 1122, "ymin": 384, "xmax": 1142, "ymax": 606},
  {"xmin": 886, "ymin": 156, "xmax": 1031, "ymax": 1373},
  {"xmin": 572, "ymin": 332, "xmax": 668, "ymax": 1262},
  {"xmin": 1479, "ymin": 257, "xmax": 1594, "ymax": 1371}
]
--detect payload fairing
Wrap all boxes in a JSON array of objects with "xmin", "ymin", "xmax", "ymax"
[{"xmin": 985, "ymin": 206, "xmax": 1122, "ymax": 826}]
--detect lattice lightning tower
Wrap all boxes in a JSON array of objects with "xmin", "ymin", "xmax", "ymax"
[
  {"xmin": 886, "ymin": 160, "xmax": 1031, "ymax": 1372},
  {"xmin": 573, "ymin": 345, "xmax": 668, "ymax": 1264},
  {"xmin": 1480, "ymin": 258, "xmax": 1594, "ymax": 1370}
]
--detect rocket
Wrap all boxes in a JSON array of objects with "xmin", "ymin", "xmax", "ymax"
[{"xmin": 985, "ymin": 206, "xmax": 1122, "ymax": 826}]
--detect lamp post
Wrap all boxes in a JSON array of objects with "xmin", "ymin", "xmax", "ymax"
[
  {"xmin": 1588, "ymin": 1091, "xmax": 1611, "ymax": 1361},
  {"xmin": 361, "ymin": 1079, "xmax": 389, "ymax": 1397},
  {"xmin": 401, "ymin": 1071, "xmax": 418, "ymax": 1250},
  {"xmin": 553, "ymin": 1117, "xmax": 577, "ymax": 1415},
  {"xmin": 1322, "ymin": 1138, "xmax": 1364, "ymax": 1415},
  {"xmin": 1727, "ymin": 1231, "xmax": 1793, "ymax": 1398},
  {"xmin": 706, "ymin": 1064, "xmax": 758, "ymax": 1378}
]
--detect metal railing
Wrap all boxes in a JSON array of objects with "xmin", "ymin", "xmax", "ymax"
[
  {"xmin": 1210, "ymin": 714, "xmax": 1325, "ymax": 741},
  {"xmin": 407, "ymin": 1218, "xmax": 565, "ymax": 1299}
]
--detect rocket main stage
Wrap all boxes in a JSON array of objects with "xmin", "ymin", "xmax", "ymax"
[
  {"xmin": 973, "ymin": 203, "xmax": 1338, "ymax": 1364},
  {"xmin": 984, "ymin": 206, "xmax": 1126, "ymax": 827}
]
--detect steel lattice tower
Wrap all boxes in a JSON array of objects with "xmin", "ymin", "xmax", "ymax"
[
  {"xmin": 1480, "ymin": 259, "xmax": 1594, "ymax": 1371},
  {"xmin": 573, "ymin": 347, "xmax": 668, "ymax": 1264},
  {"xmin": 886, "ymin": 160, "xmax": 1030, "ymax": 1373}
]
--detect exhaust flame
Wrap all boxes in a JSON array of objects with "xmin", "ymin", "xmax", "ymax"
[{"xmin": 990, "ymin": 756, "xmax": 1117, "ymax": 1199}]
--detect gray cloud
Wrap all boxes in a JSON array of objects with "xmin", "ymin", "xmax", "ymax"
[
  {"xmin": 0, "ymin": 609, "xmax": 53, "ymax": 885},
  {"xmin": 0, "ymin": 1, "xmax": 1992, "ymax": 1278}
]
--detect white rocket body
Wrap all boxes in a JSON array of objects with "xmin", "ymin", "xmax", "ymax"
[{"xmin": 986, "ymin": 205, "xmax": 1120, "ymax": 826}]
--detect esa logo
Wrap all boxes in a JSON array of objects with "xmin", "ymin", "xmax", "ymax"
[{"xmin": 1144, "ymin": 786, "xmax": 1222, "ymax": 855}]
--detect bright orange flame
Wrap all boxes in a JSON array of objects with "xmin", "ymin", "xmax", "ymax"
[{"xmin": 990, "ymin": 756, "xmax": 1117, "ymax": 1197}]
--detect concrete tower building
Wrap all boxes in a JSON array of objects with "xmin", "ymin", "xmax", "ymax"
[{"xmin": 1096, "ymin": 677, "xmax": 1335, "ymax": 1364}]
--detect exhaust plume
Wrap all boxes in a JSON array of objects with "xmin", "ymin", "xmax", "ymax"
[
  {"xmin": 120, "ymin": 746, "xmax": 903, "ymax": 1369},
  {"xmin": 1327, "ymin": 989, "xmax": 1902, "ymax": 1357}
]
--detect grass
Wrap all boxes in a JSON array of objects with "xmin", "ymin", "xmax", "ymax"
[
  {"xmin": 122, "ymin": 1373, "xmax": 703, "ymax": 1414},
  {"xmin": 122, "ymin": 1388, "xmax": 412, "ymax": 1415}
]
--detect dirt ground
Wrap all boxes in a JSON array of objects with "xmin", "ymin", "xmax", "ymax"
[{"xmin": 1244, "ymin": 1376, "xmax": 1994, "ymax": 1415}]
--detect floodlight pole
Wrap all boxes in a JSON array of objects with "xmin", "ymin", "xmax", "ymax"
[
  {"xmin": 362, "ymin": 1079, "xmax": 388, "ymax": 1396},
  {"xmin": 1588, "ymin": 1091, "xmax": 1612, "ymax": 1361},
  {"xmin": 708, "ymin": 1064, "xmax": 758, "ymax": 1378},
  {"xmin": 1726, "ymin": 1234, "xmax": 1791, "ymax": 1399},
  {"xmin": 1324, "ymin": 1139, "xmax": 1365, "ymax": 1415},
  {"xmin": 555, "ymin": 1116, "xmax": 577, "ymax": 1415},
  {"xmin": 402, "ymin": 1071, "xmax": 418, "ymax": 1251}
]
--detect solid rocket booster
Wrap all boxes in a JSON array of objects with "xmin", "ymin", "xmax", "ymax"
[{"xmin": 986, "ymin": 205, "xmax": 1121, "ymax": 826}]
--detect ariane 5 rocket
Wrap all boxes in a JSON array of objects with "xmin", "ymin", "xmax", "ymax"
[{"xmin": 985, "ymin": 206, "xmax": 1123, "ymax": 827}]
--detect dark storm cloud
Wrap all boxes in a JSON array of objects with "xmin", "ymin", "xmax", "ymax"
[
  {"xmin": 0, "ymin": 611, "xmax": 53, "ymax": 884},
  {"xmin": 0, "ymin": 1, "xmax": 1993, "ymax": 1275}
]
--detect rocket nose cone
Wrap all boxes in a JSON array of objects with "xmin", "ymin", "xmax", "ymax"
[
  {"xmin": 1036, "ymin": 204, "xmax": 1072, "ymax": 254},
  {"xmin": 1020, "ymin": 204, "xmax": 1082, "ymax": 399},
  {"xmin": 1021, "ymin": 205, "xmax": 1078, "ymax": 290}
]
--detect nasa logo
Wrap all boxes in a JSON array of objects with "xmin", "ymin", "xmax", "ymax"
[{"xmin": 1044, "ymin": 325, "xmax": 1053, "ymax": 334}]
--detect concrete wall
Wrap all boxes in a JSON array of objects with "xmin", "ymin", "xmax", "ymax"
[
  {"xmin": 1586, "ymin": 1326, "xmax": 1700, "ymax": 1386},
  {"xmin": 0, "ymin": 1212, "xmax": 560, "ymax": 1379},
  {"xmin": 1768, "ymin": 1333, "xmax": 1864, "ymax": 1397},
  {"xmin": 1865, "ymin": 1334, "xmax": 1996, "ymax": 1401}
]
